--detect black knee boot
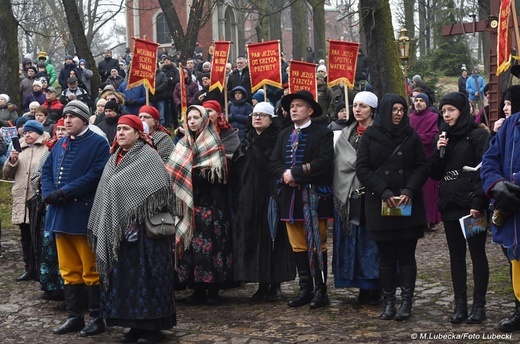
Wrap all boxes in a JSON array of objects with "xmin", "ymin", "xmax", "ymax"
[
  {"xmin": 80, "ymin": 285, "xmax": 106, "ymax": 336},
  {"xmin": 379, "ymin": 267, "xmax": 396, "ymax": 320},
  {"xmin": 466, "ymin": 294, "xmax": 486, "ymax": 324},
  {"xmin": 288, "ymin": 252, "xmax": 314, "ymax": 307},
  {"xmin": 53, "ymin": 284, "xmax": 86, "ymax": 334},
  {"xmin": 265, "ymin": 283, "xmax": 282, "ymax": 301},
  {"xmin": 251, "ymin": 282, "xmax": 269, "ymax": 301},
  {"xmin": 450, "ymin": 292, "xmax": 468, "ymax": 324},
  {"xmin": 394, "ymin": 266, "xmax": 416, "ymax": 321},
  {"xmin": 499, "ymin": 299, "xmax": 520, "ymax": 332},
  {"xmin": 310, "ymin": 252, "xmax": 329, "ymax": 309},
  {"xmin": 17, "ymin": 226, "xmax": 34, "ymax": 282}
]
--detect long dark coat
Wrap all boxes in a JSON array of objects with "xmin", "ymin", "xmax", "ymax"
[
  {"xmin": 231, "ymin": 126, "xmax": 295, "ymax": 283},
  {"xmin": 356, "ymin": 94, "xmax": 428, "ymax": 241}
]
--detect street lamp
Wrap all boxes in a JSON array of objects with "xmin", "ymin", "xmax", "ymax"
[{"xmin": 397, "ymin": 27, "xmax": 412, "ymax": 106}]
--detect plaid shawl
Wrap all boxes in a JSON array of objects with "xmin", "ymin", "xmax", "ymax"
[
  {"xmin": 165, "ymin": 105, "xmax": 227, "ymax": 249},
  {"xmin": 88, "ymin": 140, "xmax": 174, "ymax": 287}
]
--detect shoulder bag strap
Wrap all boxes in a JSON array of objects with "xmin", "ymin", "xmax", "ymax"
[{"xmin": 375, "ymin": 135, "xmax": 408, "ymax": 174}]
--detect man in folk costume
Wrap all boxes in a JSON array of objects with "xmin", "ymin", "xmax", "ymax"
[
  {"xmin": 270, "ymin": 90, "xmax": 334, "ymax": 309},
  {"xmin": 41, "ymin": 100, "xmax": 110, "ymax": 336}
]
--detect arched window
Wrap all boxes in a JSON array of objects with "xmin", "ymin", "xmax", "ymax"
[{"xmin": 156, "ymin": 12, "xmax": 172, "ymax": 44}]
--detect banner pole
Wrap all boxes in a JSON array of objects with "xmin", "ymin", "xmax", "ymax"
[
  {"xmin": 344, "ymin": 85, "xmax": 350, "ymax": 121},
  {"xmin": 263, "ymin": 85, "xmax": 267, "ymax": 102}
]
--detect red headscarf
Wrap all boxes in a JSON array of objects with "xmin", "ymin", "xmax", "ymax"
[
  {"xmin": 138, "ymin": 105, "xmax": 172, "ymax": 136},
  {"xmin": 202, "ymin": 100, "xmax": 231, "ymax": 131},
  {"xmin": 45, "ymin": 118, "xmax": 66, "ymax": 151},
  {"xmin": 110, "ymin": 115, "xmax": 155, "ymax": 154}
]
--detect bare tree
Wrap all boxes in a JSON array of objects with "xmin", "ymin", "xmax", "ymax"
[
  {"xmin": 0, "ymin": 1, "xmax": 21, "ymax": 106},
  {"xmin": 307, "ymin": 0, "xmax": 326, "ymax": 62},
  {"xmin": 61, "ymin": 0, "xmax": 101, "ymax": 96},
  {"xmin": 291, "ymin": 0, "xmax": 308, "ymax": 61},
  {"xmin": 157, "ymin": 0, "xmax": 216, "ymax": 62}
]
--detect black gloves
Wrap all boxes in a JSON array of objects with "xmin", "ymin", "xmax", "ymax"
[
  {"xmin": 125, "ymin": 99, "xmax": 136, "ymax": 106},
  {"xmin": 45, "ymin": 190, "xmax": 66, "ymax": 205},
  {"xmin": 490, "ymin": 181, "xmax": 520, "ymax": 213}
]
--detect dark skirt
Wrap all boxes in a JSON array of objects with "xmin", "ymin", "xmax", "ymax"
[
  {"xmin": 370, "ymin": 225, "xmax": 424, "ymax": 242},
  {"xmin": 39, "ymin": 231, "xmax": 63, "ymax": 292},
  {"xmin": 178, "ymin": 206, "xmax": 233, "ymax": 287},
  {"xmin": 332, "ymin": 211, "xmax": 380, "ymax": 289},
  {"xmin": 101, "ymin": 228, "xmax": 176, "ymax": 330}
]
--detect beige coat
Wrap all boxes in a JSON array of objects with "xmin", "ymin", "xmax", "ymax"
[{"xmin": 2, "ymin": 135, "xmax": 47, "ymax": 225}]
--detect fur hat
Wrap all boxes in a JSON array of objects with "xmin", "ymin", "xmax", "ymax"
[
  {"xmin": 353, "ymin": 91, "xmax": 378, "ymax": 109},
  {"xmin": 252, "ymin": 102, "xmax": 276, "ymax": 117},
  {"xmin": 63, "ymin": 100, "xmax": 90, "ymax": 123},
  {"xmin": 23, "ymin": 120, "xmax": 44, "ymax": 135},
  {"xmin": 281, "ymin": 90, "xmax": 322, "ymax": 118}
]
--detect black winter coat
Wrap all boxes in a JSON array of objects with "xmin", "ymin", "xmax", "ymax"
[
  {"xmin": 429, "ymin": 124, "xmax": 489, "ymax": 221},
  {"xmin": 356, "ymin": 123, "xmax": 428, "ymax": 237}
]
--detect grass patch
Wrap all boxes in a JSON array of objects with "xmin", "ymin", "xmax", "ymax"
[{"xmin": 0, "ymin": 181, "xmax": 13, "ymax": 229}]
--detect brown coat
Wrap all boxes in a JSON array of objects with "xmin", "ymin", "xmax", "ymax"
[{"xmin": 2, "ymin": 135, "xmax": 47, "ymax": 224}]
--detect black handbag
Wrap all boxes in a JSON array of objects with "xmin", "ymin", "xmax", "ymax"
[
  {"xmin": 144, "ymin": 212, "xmax": 176, "ymax": 239},
  {"xmin": 349, "ymin": 187, "xmax": 366, "ymax": 226}
]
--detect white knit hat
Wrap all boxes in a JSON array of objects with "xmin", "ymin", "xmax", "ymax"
[
  {"xmin": 252, "ymin": 102, "xmax": 276, "ymax": 117},
  {"xmin": 317, "ymin": 65, "xmax": 327, "ymax": 73},
  {"xmin": 353, "ymin": 91, "xmax": 378, "ymax": 109},
  {"xmin": 33, "ymin": 80, "xmax": 43, "ymax": 88},
  {"xmin": 0, "ymin": 94, "xmax": 10, "ymax": 103}
]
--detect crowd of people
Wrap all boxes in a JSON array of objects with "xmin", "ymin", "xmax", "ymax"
[{"xmin": 2, "ymin": 44, "xmax": 520, "ymax": 344}]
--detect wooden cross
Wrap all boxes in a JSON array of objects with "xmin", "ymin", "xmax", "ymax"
[{"xmin": 442, "ymin": 0, "xmax": 501, "ymax": 124}]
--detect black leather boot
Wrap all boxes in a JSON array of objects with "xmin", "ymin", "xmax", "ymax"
[
  {"xmin": 394, "ymin": 266, "xmax": 416, "ymax": 321},
  {"xmin": 369, "ymin": 289, "xmax": 382, "ymax": 305},
  {"xmin": 265, "ymin": 283, "xmax": 282, "ymax": 301},
  {"xmin": 288, "ymin": 252, "xmax": 314, "ymax": 307},
  {"xmin": 450, "ymin": 293, "xmax": 468, "ymax": 324},
  {"xmin": 379, "ymin": 267, "xmax": 397, "ymax": 320},
  {"xmin": 53, "ymin": 284, "xmax": 85, "ymax": 334},
  {"xmin": 499, "ymin": 300, "xmax": 520, "ymax": 332},
  {"xmin": 251, "ymin": 282, "xmax": 269, "ymax": 301},
  {"xmin": 16, "ymin": 229, "xmax": 34, "ymax": 282},
  {"xmin": 310, "ymin": 252, "xmax": 329, "ymax": 309},
  {"xmin": 466, "ymin": 295, "xmax": 486, "ymax": 324},
  {"xmin": 80, "ymin": 285, "xmax": 106, "ymax": 337},
  {"xmin": 357, "ymin": 289, "xmax": 370, "ymax": 305}
]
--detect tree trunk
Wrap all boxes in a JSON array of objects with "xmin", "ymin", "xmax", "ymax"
[
  {"xmin": 269, "ymin": 1, "xmax": 283, "ymax": 49},
  {"xmin": 307, "ymin": 0, "xmax": 326, "ymax": 62},
  {"xmin": 256, "ymin": 0, "xmax": 270, "ymax": 41},
  {"xmin": 0, "ymin": 1, "xmax": 20, "ymax": 108},
  {"xmin": 61, "ymin": 0, "xmax": 101, "ymax": 98},
  {"xmin": 418, "ymin": 0, "xmax": 426, "ymax": 56},
  {"xmin": 291, "ymin": 0, "xmax": 307, "ymax": 61},
  {"xmin": 478, "ymin": 0, "xmax": 490, "ymax": 75},
  {"xmin": 359, "ymin": 0, "xmax": 404, "ymax": 100}
]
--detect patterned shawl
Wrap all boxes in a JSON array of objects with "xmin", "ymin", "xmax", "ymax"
[
  {"xmin": 88, "ymin": 140, "xmax": 174, "ymax": 287},
  {"xmin": 165, "ymin": 105, "xmax": 227, "ymax": 250}
]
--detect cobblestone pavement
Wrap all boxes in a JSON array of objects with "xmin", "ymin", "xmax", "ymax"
[{"xmin": 0, "ymin": 226, "xmax": 518, "ymax": 343}]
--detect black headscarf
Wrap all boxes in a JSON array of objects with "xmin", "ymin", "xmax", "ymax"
[
  {"xmin": 438, "ymin": 92, "xmax": 475, "ymax": 138},
  {"xmin": 501, "ymin": 85, "xmax": 520, "ymax": 118},
  {"xmin": 373, "ymin": 93, "xmax": 411, "ymax": 139}
]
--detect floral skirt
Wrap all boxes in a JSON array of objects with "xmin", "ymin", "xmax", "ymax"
[
  {"xmin": 178, "ymin": 206, "xmax": 233, "ymax": 287},
  {"xmin": 39, "ymin": 231, "xmax": 63, "ymax": 292}
]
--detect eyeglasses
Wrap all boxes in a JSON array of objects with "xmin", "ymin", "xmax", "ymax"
[
  {"xmin": 392, "ymin": 107, "xmax": 405, "ymax": 114},
  {"xmin": 139, "ymin": 115, "xmax": 153, "ymax": 120},
  {"xmin": 106, "ymin": 98, "xmax": 116, "ymax": 101},
  {"xmin": 250, "ymin": 113, "xmax": 270, "ymax": 118}
]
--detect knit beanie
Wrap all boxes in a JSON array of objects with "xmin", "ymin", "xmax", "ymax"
[
  {"xmin": 414, "ymin": 93, "xmax": 429, "ymax": 106},
  {"xmin": 23, "ymin": 120, "xmax": 44, "ymax": 135},
  {"xmin": 253, "ymin": 102, "xmax": 276, "ymax": 117},
  {"xmin": 0, "ymin": 94, "xmax": 10, "ymax": 103},
  {"xmin": 353, "ymin": 91, "xmax": 378, "ymax": 109},
  {"xmin": 104, "ymin": 100, "xmax": 120, "ymax": 113},
  {"xmin": 503, "ymin": 85, "xmax": 520, "ymax": 115},
  {"xmin": 63, "ymin": 100, "xmax": 90, "ymax": 123},
  {"xmin": 439, "ymin": 92, "xmax": 467, "ymax": 113},
  {"xmin": 252, "ymin": 91, "xmax": 265, "ymax": 103},
  {"xmin": 16, "ymin": 116, "xmax": 31, "ymax": 128},
  {"xmin": 335, "ymin": 101, "xmax": 346, "ymax": 114}
]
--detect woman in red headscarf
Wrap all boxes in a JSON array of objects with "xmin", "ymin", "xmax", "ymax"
[
  {"xmin": 138, "ymin": 105, "xmax": 174, "ymax": 162},
  {"xmin": 88, "ymin": 115, "xmax": 176, "ymax": 343},
  {"xmin": 202, "ymin": 100, "xmax": 240, "ymax": 158}
]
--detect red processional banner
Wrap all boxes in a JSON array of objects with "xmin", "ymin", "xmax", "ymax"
[
  {"xmin": 327, "ymin": 40, "xmax": 359, "ymax": 89},
  {"xmin": 179, "ymin": 64, "xmax": 188, "ymax": 117},
  {"xmin": 127, "ymin": 38, "xmax": 160, "ymax": 94},
  {"xmin": 209, "ymin": 41, "xmax": 231, "ymax": 92},
  {"xmin": 247, "ymin": 40, "xmax": 282, "ymax": 93},
  {"xmin": 289, "ymin": 60, "xmax": 318, "ymax": 100},
  {"xmin": 497, "ymin": 0, "xmax": 512, "ymax": 76}
]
